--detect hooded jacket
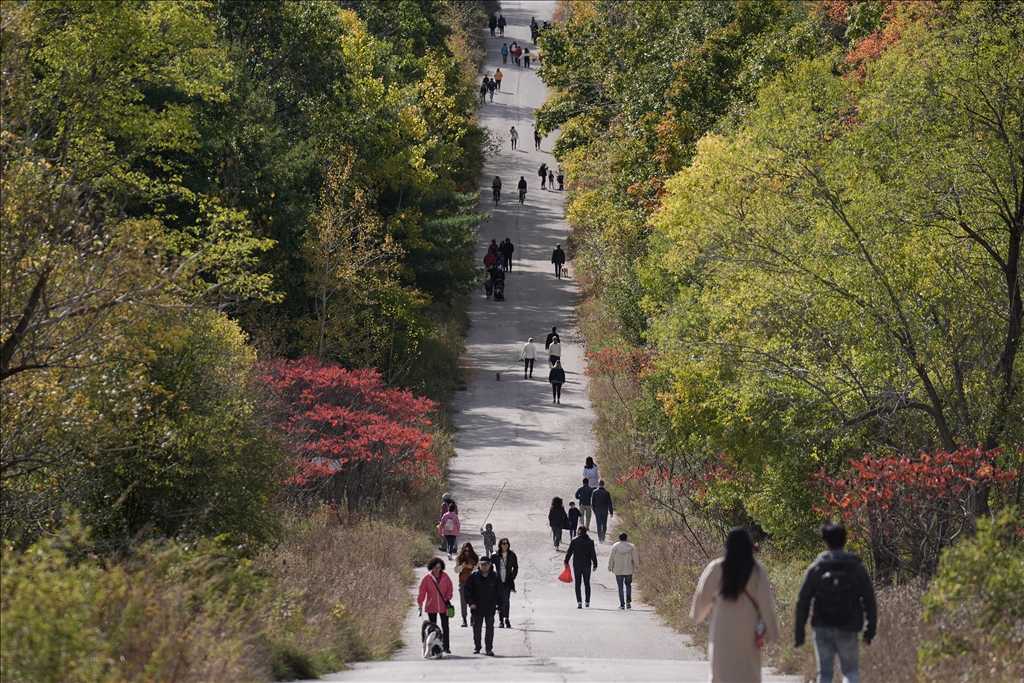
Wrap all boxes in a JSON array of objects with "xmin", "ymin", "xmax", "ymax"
[
  {"xmin": 795, "ymin": 549, "xmax": 877, "ymax": 644},
  {"xmin": 417, "ymin": 571, "xmax": 454, "ymax": 614},
  {"xmin": 608, "ymin": 541, "xmax": 640, "ymax": 576}
]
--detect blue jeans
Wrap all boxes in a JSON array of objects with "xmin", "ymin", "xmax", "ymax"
[
  {"xmin": 615, "ymin": 574, "xmax": 632, "ymax": 605},
  {"xmin": 444, "ymin": 535, "xmax": 457, "ymax": 554},
  {"xmin": 594, "ymin": 511, "xmax": 609, "ymax": 542},
  {"xmin": 813, "ymin": 627, "xmax": 860, "ymax": 683},
  {"xmin": 574, "ymin": 565, "xmax": 592, "ymax": 604}
]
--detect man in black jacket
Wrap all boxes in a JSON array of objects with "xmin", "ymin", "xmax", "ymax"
[
  {"xmin": 565, "ymin": 526, "xmax": 598, "ymax": 608},
  {"xmin": 545, "ymin": 326, "xmax": 557, "ymax": 349},
  {"xmin": 500, "ymin": 238, "xmax": 514, "ymax": 271},
  {"xmin": 575, "ymin": 478, "xmax": 594, "ymax": 530},
  {"xmin": 551, "ymin": 244, "xmax": 566, "ymax": 278},
  {"xmin": 465, "ymin": 556, "xmax": 502, "ymax": 655},
  {"xmin": 795, "ymin": 521, "xmax": 877, "ymax": 683},
  {"xmin": 591, "ymin": 480, "xmax": 614, "ymax": 543}
]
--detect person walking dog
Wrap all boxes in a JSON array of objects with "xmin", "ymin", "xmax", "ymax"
[
  {"xmin": 565, "ymin": 526, "xmax": 598, "ymax": 608},
  {"xmin": 551, "ymin": 244, "xmax": 566, "ymax": 278},
  {"xmin": 609, "ymin": 532, "xmax": 641, "ymax": 609},
  {"xmin": 795, "ymin": 520, "xmax": 877, "ymax": 683},
  {"xmin": 521, "ymin": 337, "xmax": 537, "ymax": 378},
  {"xmin": 417, "ymin": 557, "xmax": 454, "ymax": 654}
]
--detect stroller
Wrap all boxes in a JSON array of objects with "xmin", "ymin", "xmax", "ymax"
[{"xmin": 493, "ymin": 278, "xmax": 505, "ymax": 301}]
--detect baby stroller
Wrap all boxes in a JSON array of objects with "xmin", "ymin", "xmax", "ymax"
[{"xmin": 493, "ymin": 278, "xmax": 505, "ymax": 301}]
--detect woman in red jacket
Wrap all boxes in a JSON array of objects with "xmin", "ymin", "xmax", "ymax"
[{"xmin": 417, "ymin": 557, "xmax": 454, "ymax": 654}]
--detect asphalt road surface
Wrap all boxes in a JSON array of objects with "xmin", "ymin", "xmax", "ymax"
[{"xmin": 320, "ymin": 2, "xmax": 797, "ymax": 681}]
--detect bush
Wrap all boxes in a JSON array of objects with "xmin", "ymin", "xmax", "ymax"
[{"xmin": 921, "ymin": 508, "xmax": 1024, "ymax": 681}]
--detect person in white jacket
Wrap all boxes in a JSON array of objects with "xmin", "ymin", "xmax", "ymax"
[
  {"xmin": 520, "ymin": 338, "xmax": 537, "ymax": 378},
  {"xmin": 608, "ymin": 532, "xmax": 641, "ymax": 609}
]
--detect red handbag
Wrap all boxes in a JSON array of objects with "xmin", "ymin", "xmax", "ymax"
[{"xmin": 558, "ymin": 562, "xmax": 572, "ymax": 583}]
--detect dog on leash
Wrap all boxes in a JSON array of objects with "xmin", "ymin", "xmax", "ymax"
[{"xmin": 421, "ymin": 620, "xmax": 444, "ymax": 659}]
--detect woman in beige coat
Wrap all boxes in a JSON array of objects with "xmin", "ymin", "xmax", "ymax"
[{"xmin": 691, "ymin": 528, "xmax": 780, "ymax": 682}]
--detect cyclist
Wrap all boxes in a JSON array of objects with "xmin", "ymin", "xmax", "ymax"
[
  {"xmin": 518, "ymin": 176, "xmax": 527, "ymax": 204},
  {"xmin": 492, "ymin": 176, "xmax": 501, "ymax": 203}
]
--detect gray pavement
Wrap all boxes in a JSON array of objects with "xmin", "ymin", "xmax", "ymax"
[{"xmin": 319, "ymin": 2, "xmax": 798, "ymax": 681}]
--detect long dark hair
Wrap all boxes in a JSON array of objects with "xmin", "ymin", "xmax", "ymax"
[
  {"xmin": 457, "ymin": 542, "xmax": 479, "ymax": 565},
  {"xmin": 720, "ymin": 527, "xmax": 755, "ymax": 600},
  {"xmin": 584, "ymin": 457, "xmax": 595, "ymax": 469}
]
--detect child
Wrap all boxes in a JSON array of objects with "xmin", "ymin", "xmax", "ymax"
[
  {"xmin": 567, "ymin": 502, "xmax": 582, "ymax": 539},
  {"xmin": 480, "ymin": 523, "xmax": 497, "ymax": 557}
]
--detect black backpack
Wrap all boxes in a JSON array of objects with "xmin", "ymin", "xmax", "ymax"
[{"xmin": 815, "ymin": 561, "xmax": 859, "ymax": 624}]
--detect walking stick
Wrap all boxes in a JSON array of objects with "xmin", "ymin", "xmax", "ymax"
[{"xmin": 481, "ymin": 481, "xmax": 507, "ymax": 528}]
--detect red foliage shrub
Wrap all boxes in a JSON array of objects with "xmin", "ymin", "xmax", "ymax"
[
  {"xmin": 263, "ymin": 357, "xmax": 438, "ymax": 516},
  {"xmin": 815, "ymin": 445, "xmax": 1019, "ymax": 580}
]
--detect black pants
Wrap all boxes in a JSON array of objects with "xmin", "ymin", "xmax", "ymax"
[
  {"xmin": 471, "ymin": 610, "xmax": 495, "ymax": 652},
  {"xmin": 554, "ymin": 262, "xmax": 563, "ymax": 278},
  {"xmin": 496, "ymin": 79, "xmax": 501, "ymax": 90},
  {"xmin": 511, "ymin": 138, "xmax": 517, "ymax": 149},
  {"xmin": 574, "ymin": 565, "xmax": 592, "ymax": 604},
  {"xmin": 595, "ymin": 511, "xmax": 609, "ymax": 542},
  {"xmin": 523, "ymin": 358, "xmax": 534, "ymax": 376},
  {"xmin": 502, "ymin": 53, "xmax": 507, "ymax": 63},
  {"xmin": 427, "ymin": 612, "xmax": 450, "ymax": 652},
  {"xmin": 551, "ymin": 382, "xmax": 562, "ymax": 400}
]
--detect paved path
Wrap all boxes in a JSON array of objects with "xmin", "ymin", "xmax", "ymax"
[{"xmin": 321, "ymin": 3, "xmax": 796, "ymax": 681}]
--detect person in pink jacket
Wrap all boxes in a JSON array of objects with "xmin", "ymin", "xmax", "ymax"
[
  {"xmin": 439, "ymin": 503, "xmax": 461, "ymax": 559},
  {"xmin": 417, "ymin": 557, "xmax": 454, "ymax": 654}
]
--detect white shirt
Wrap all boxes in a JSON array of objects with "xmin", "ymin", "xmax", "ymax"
[
  {"xmin": 548, "ymin": 342, "xmax": 561, "ymax": 357},
  {"xmin": 521, "ymin": 342, "xmax": 537, "ymax": 359}
]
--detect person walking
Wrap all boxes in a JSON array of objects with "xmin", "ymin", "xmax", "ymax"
[
  {"xmin": 478, "ymin": 80, "xmax": 487, "ymax": 103},
  {"xmin": 534, "ymin": 129, "xmax": 542, "ymax": 150},
  {"xmin": 517, "ymin": 176, "xmax": 527, "ymax": 203},
  {"xmin": 575, "ymin": 477, "xmax": 594, "ymax": 529},
  {"xmin": 538, "ymin": 163, "xmax": 548, "ymax": 189},
  {"xmin": 545, "ymin": 326, "xmax": 557, "ymax": 349},
  {"xmin": 557, "ymin": 166, "xmax": 565, "ymax": 190},
  {"xmin": 417, "ymin": 557, "xmax": 454, "ymax": 654},
  {"xmin": 465, "ymin": 556, "xmax": 502, "ymax": 655},
  {"xmin": 513, "ymin": 44, "xmax": 522, "ymax": 66},
  {"xmin": 523, "ymin": 48, "xmax": 531, "ymax": 69},
  {"xmin": 520, "ymin": 337, "xmax": 537, "ymax": 378},
  {"xmin": 583, "ymin": 456, "xmax": 599, "ymax": 488},
  {"xmin": 500, "ymin": 43, "xmax": 509, "ymax": 63},
  {"xmin": 493, "ymin": 538, "xmax": 518, "ymax": 629},
  {"xmin": 439, "ymin": 503, "xmax": 461, "ymax": 559},
  {"xmin": 509, "ymin": 126, "xmax": 518, "ymax": 150},
  {"xmin": 494, "ymin": 68, "xmax": 503, "ymax": 90},
  {"xmin": 549, "ymin": 360, "xmax": 565, "ymax": 403},
  {"xmin": 591, "ymin": 479, "xmax": 613, "ymax": 543},
  {"xmin": 548, "ymin": 168, "xmax": 555, "ymax": 189},
  {"xmin": 439, "ymin": 492, "xmax": 454, "ymax": 550},
  {"xmin": 530, "ymin": 17, "xmax": 539, "ymax": 42},
  {"xmin": 497, "ymin": 13, "xmax": 506, "ymax": 36},
  {"xmin": 500, "ymin": 238, "xmax": 514, "ymax": 270},
  {"xmin": 547, "ymin": 335, "xmax": 561, "ymax": 367},
  {"xmin": 551, "ymin": 244, "xmax": 566, "ymax": 278},
  {"xmin": 480, "ymin": 523, "xmax": 497, "ymax": 556},
  {"xmin": 488, "ymin": 13, "xmax": 497, "ymax": 36},
  {"xmin": 492, "ymin": 175, "xmax": 501, "ymax": 203},
  {"xmin": 548, "ymin": 496, "xmax": 569, "ymax": 549},
  {"xmin": 454, "ymin": 543, "xmax": 479, "ymax": 628},
  {"xmin": 795, "ymin": 521, "xmax": 877, "ymax": 683},
  {"xmin": 567, "ymin": 502, "xmax": 582, "ymax": 538},
  {"xmin": 486, "ymin": 77, "xmax": 496, "ymax": 102},
  {"xmin": 564, "ymin": 526, "xmax": 598, "ymax": 608},
  {"xmin": 691, "ymin": 527, "xmax": 781, "ymax": 683},
  {"xmin": 609, "ymin": 532, "xmax": 641, "ymax": 609}
]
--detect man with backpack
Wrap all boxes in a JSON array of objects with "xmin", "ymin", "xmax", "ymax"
[{"xmin": 795, "ymin": 520, "xmax": 877, "ymax": 683}]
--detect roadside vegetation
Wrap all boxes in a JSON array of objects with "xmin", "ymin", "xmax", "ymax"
[
  {"xmin": 1, "ymin": 0, "xmax": 498, "ymax": 680},
  {"xmin": 540, "ymin": 1, "xmax": 1024, "ymax": 680}
]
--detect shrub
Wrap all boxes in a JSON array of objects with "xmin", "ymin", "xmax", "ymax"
[{"xmin": 920, "ymin": 508, "xmax": 1024, "ymax": 680}]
